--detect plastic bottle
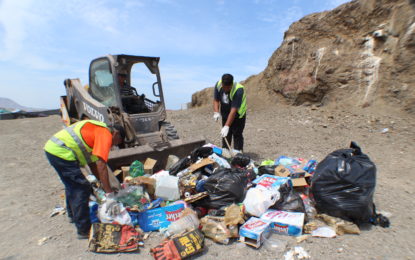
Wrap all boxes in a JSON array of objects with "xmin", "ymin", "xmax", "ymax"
[
  {"xmin": 300, "ymin": 194, "xmax": 317, "ymax": 219},
  {"xmin": 164, "ymin": 212, "xmax": 200, "ymax": 237},
  {"xmin": 129, "ymin": 160, "xmax": 144, "ymax": 177}
]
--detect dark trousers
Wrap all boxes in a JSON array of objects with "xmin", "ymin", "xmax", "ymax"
[
  {"xmin": 45, "ymin": 152, "xmax": 92, "ymax": 234},
  {"xmin": 222, "ymin": 115, "xmax": 246, "ymax": 151}
]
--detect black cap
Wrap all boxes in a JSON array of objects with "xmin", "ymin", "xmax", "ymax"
[{"xmin": 222, "ymin": 73, "xmax": 233, "ymax": 86}]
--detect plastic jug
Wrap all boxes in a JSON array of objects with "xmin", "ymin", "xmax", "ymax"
[{"xmin": 155, "ymin": 175, "xmax": 180, "ymax": 201}]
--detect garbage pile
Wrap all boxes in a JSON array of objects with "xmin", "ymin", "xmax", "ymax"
[{"xmin": 84, "ymin": 141, "xmax": 390, "ymax": 258}]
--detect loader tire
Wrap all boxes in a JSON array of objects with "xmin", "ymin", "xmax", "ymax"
[{"xmin": 162, "ymin": 122, "xmax": 179, "ymax": 140}]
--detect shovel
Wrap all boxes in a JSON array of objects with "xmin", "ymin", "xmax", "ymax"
[{"xmin": 217, "ymin": 120, "xmax": 235, "ymax": 157}]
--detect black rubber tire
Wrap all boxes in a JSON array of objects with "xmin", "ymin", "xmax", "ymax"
[{"xmin": 162, "ymin": 122, "xmax": 179, "ymax": 140}]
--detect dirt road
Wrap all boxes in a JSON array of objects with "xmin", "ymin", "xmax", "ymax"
[{"xmin": 0, "ymin": 103, "xmax": 414, "ymax": 259}]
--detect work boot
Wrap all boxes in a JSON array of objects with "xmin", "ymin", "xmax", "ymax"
[{"xmin": 77, "ymin": 231, "xmax": 90, "ymax": 239}]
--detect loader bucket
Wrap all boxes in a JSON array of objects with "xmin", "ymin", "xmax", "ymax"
[{"xmin": 107, "ymin": 138, "xmax": 206, "ymax": 172}]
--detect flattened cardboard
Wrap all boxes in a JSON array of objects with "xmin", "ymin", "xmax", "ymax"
[
  {"xmin": 274, "ymin": 165, "xmax": 290, "ymax": 177},
  {"xmin": 291, "ymin": 176, "xmax": 311, "ymax": 187},
  {"xmin": 188, "ymin": 158, "xmax": 215, "ymax": 173}
]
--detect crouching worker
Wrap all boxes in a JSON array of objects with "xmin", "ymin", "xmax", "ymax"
[{"xmin": 44, "ymin": 120, "xmax": 124, "ymax": 239}]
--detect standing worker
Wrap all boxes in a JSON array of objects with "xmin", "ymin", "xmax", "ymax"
[
  {"xmin": 213, "ymin": 73, "xmax": 247, "ymax": 153},
  {"xmin": 44, "ymin": 120, "xmax": 125, "ymax": 239}
]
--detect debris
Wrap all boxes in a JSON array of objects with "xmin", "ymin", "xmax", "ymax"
[
  {"xmin": 201, "ymin": 216, "xmax": 231, "ymax": 244},
  {"xmin": 263, "ymin": 235, "xmax": 287, "ymax": 254},
  {"xmin": 143, "ymin": 232, "xmax": 152, "ymax": 240},
  {"xmin": 50, "ymin": 205, "xmax": 66, "ymax": 217},
  {"xmin": 316, "ymin": 214, "xmax": 360, "ymax": 235},
  {"xmin": 38, "ymin": 236, "xmax": 50, "ymax": 246},
  {"xmin": 381, "ymin": 128, "xmax": 389, "ymax": 133},
  {"xmin": 284, "ymin": 246, "xmax": 311, "ymax": 259},
  {"xmin": 296, "ymin": 235, "xmax": 310, "ymax": 243},
  {"xmin": 311, "ymin": 226, "xmax": 337, "ymax": 238}
]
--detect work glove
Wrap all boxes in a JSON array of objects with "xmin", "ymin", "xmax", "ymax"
[
  {"xmin": 221, "ymin": 126, "xmax": 229, "ymax": 137},
  {"xmin": 213, "ymin": 112, "xmax": 221, "ymax": 122},
  {"xmin": 150, "ymin": 239, "xmax": 181, "ymax": 260}
]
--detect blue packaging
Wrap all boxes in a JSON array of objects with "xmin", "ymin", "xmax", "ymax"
[
  {"xmin": 252, "ymin": 174, "xmax": 291, "ymax": 190},
  {"xmin": 303, "ymin": 159, "xmax": 317, "ymax": 174},
  {"xmin": 89, "ymin": 201, "xmax": 99, "ymax": 224},
  {"xmin": 212, "ymin": 146, "xmax": 222, "ymax": 155},
  {"xmin": 136, "ymin": 203, "xmax": 185, "ymax": 232}
]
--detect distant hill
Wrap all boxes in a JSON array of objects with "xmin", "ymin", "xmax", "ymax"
[{"xmin": 0, "ymin": 97, "xmax": 40, "ymax": 112}]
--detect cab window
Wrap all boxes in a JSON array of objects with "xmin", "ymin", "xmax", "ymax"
[{"xmin": 89, "ymin": 59, "xmax": 117, "ymax": 107}]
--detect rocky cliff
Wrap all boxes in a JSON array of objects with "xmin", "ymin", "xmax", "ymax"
[{"xmin": 191, "ymin": 0, "xmax": 415, "ymax": 114}]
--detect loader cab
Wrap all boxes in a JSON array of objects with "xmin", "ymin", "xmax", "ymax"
[{"xmin": 88, "ymin": 55, "xmax": 166, "ymax": 116}]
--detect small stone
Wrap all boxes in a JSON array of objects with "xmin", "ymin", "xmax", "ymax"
[{"xmin": 338, "ymin": 248, "xmax": 344, "ymax": 253}]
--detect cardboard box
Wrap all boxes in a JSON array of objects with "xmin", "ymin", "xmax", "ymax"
[
  {"xmin": 135, "ymin": 203, "xmax": 185, "ymax": 232},
  {"xmin": 121, "ymin": 166, "xmax": 130, "ymax": 181},
  {"xmin": 144, "ymin": 158, "xmax": 157, "ymax": 175},
  {"xmin": 260, "ymin": 210, "xmax": 305, "ymax": 236},
  {"xmin": 239, "ymin": 217, "xmax": 271, "ymax": 248},
  {"xmin": 252, "ymin": 174, "xmax": 291, "ymax": 190},
  {"xmin": 274, "ymin": 165, "xmax": 311, "ymax": 187}
]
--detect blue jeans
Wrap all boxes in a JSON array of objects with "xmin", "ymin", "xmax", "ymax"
[{"xmin": 45, "ymin": 151, "xmax": 92, "ymax": 234}]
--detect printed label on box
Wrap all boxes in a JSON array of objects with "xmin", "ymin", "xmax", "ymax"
[
  {"xmin": 136, "ymin": 203, "xmax": 185, "ymax": 232},
  {"xmin": 260, "ymin": 210, "xmax": 304, "ymax": 236}
]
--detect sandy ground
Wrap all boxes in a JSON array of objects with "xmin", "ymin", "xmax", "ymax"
[{"xmin": 0, "ymin": 102, "xmax": 414, "ymax": 260}]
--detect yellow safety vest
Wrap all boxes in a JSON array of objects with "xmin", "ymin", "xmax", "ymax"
[
  {"xmin": 216, "ymin": 80, "xmax": 247, "ymax": 118},
  {"xmin": 44, "ymin": 120, "xmax": 109, "ymax": 166}
]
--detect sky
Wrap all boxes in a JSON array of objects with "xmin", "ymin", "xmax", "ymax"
[{"xmin": 0, "ymin": 0, "xmax": 350, "ymax": 110}]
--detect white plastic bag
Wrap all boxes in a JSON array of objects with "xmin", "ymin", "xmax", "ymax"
[
  {"xmin": 98, "ymin": 198, "xmax": 132, "ymax": 226},
  {"xmin": 243, "ymin": 187, "xmax": 279, "ymax": 217}
]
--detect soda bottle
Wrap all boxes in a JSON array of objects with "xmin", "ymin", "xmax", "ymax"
[{"xmin": 129, "ymin": 160, "xmax": 144, "ymax": 177}]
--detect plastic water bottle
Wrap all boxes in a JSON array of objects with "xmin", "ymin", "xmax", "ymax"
[{"xmin": 163, "ymin": 213, "xmax": 200, "ymax": 237}]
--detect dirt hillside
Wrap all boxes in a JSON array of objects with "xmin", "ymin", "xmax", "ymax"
[{"xmin": 192, "ymin": 0, "xmax": 415, "ymax": 114}]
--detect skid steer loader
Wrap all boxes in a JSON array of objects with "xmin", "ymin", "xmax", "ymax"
[{"xmin": 60, "ymin": 54, "xmax": 205, "ymax": 171}]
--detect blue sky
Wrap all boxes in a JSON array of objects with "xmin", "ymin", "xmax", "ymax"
[{"xmin": 0, "ymin": 0, "xmax": 349, "ymax": 110}]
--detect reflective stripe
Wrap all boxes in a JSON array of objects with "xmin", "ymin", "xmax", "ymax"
[
  {"xmin": 50, "ymin": 136, "xmax": 80, "ymax": 161},
  {"xmin": 66, "ymin": 125, "xmax": 92, "ymax": 164},
  {"xmin": 215, "ymin": 80, "xmax": 247, "ymax": 118}
]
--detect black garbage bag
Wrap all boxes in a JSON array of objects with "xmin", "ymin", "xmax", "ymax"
[
  {"xmin": 258, "ymin": 165, "xmax": 277, "ymax": 176},
  {"xmin": 311, "ymin": 142, "xmax": 389, "ymax": 227},
  {"xmin": 231, "ymin": 153, "xmax": 251, "ymax": 168},
  {"xmin": 198, "ymin": 168, "xmax": 249, "ymax": 209},
  {"xmin": 190, "ymin": 147, "xmax": 213, "ymax": 163},
  {"xmin": 168, "ymin": 157, "xmax": 191, "ymax": 176},
  {"xmin": 270, "ymin": 183, "xmax": 306, "ymax": 213}
]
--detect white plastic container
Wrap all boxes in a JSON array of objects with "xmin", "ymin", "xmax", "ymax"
[
  {"xmin": 163, "ymin": 213, "xmax": 200, "ymax": 237},
  {"xmin": 155, "ymin": 175, "xmax": 180, "ymax": 201}
]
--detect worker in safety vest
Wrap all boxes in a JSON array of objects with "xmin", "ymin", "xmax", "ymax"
[
  {"xmin": 44, "ymin": 120, "xmax": 125, "ymax": 239},
  {"xmin": 213, "ymin": 73, "xmax": 247, "ymax": 152}
]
